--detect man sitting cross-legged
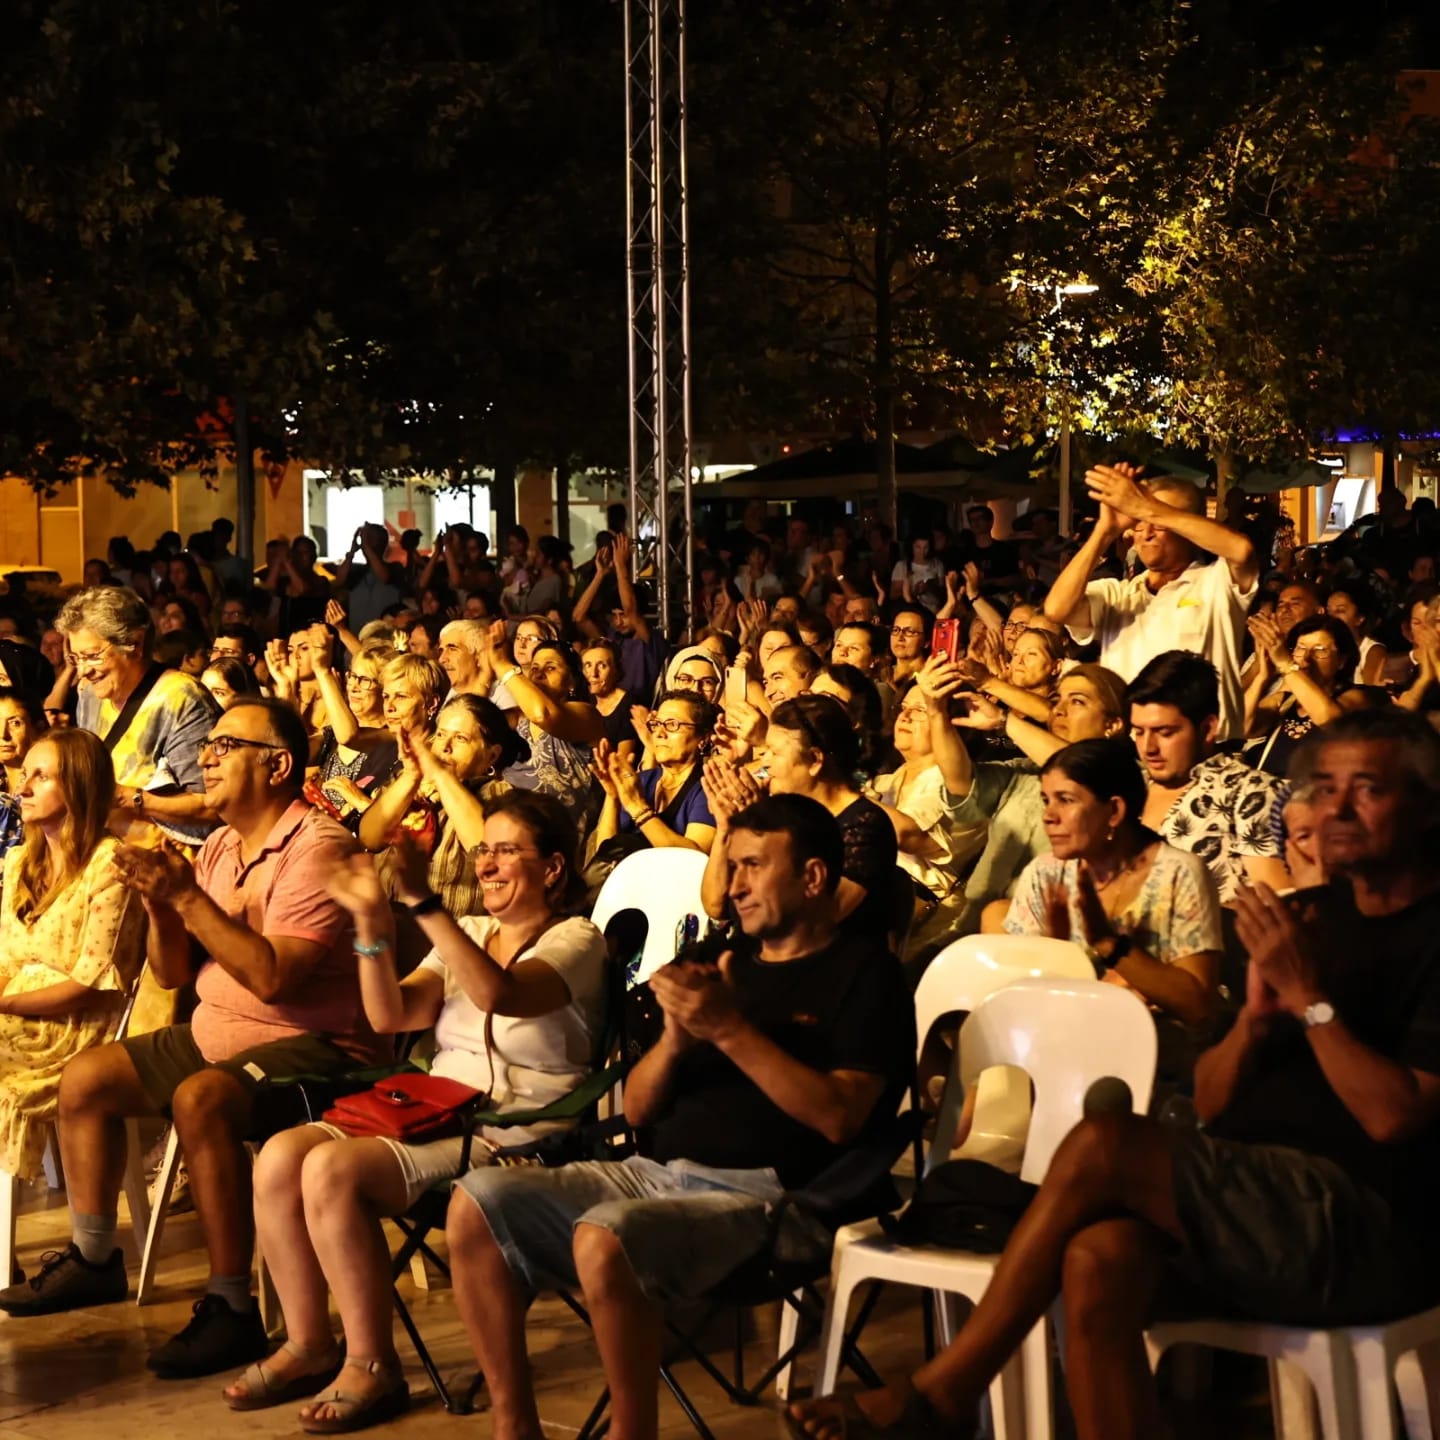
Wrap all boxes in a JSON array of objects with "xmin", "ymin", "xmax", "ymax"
[
  {"xmin": 447, "ymin": 792, "xmax": 916, "ymax": 1440},
  {"xmin": 0, "ymin": 697, "xmax": 386, "ymax": 1381},
  {"xmin": 788, "ymin": 707, "xmax": 1440, "ymax": 1440}
]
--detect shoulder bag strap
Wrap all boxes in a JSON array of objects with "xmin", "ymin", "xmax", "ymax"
[{"xmin": 101, "ymin": 664, "xmax": 166, "ymax": 754}]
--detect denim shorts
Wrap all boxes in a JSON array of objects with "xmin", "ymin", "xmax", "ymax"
[{"xmin": 454, "ymin": 1155, "xmax": 830, "ymax": 1303}]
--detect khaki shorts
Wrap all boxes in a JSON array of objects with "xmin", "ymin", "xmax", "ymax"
[{"xmin": 119, "ymin": 1023, "xmax": 359, "ymax": 1121}]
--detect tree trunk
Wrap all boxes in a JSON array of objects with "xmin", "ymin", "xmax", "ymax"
[
  {"xmin": 491, "ymin": 457, "xmax": 516, "ymax": 540},
  {"xmin": 875, "ymin": 390, "xmax": 897, "ymax": 534},
  {"xmin": 233, "ymin": 392, "xmax": 254, "ymax": 571},
  {"xmin": 1380, "ymin": 435, "xmax": 1397, "ymax": 494},
  {"xmin": 873, "ymin": 204, "xmax": 897, "ymax": 533},
  {"xmin": 554, "ymin": 459, "xmax": 571, "ymax": 547}
]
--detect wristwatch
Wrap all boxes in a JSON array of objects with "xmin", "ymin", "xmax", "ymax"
[
  {"xmin": 1091, "ymin": 933, "xmax": 1132, "ymax": 975},
  {"xmin": 131, "ymin": 789, "xmax": 146, "ymax": 813},
  {"xmin": 1303, "ymin": 1000, "xmax": 1336, "ymax": 1029},
  {"xmin": 401, "ymin": 892, "xmax": 444, "ymax": 918}
]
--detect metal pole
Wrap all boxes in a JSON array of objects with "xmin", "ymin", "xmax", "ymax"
[
  {"xmin": 650, "ymin": 0, "xmax": 670, "ymax": 625},
  {"xmin": 234, "ymin": 391, "xmax": 255, "ymax": 570},
  {"xmin": 1058, "ymin": 406, "xmax": 1072, "ymax": 537},
  {"xmin": 676, "ymin": 0, "xmax": 694, "ymax": 634}
]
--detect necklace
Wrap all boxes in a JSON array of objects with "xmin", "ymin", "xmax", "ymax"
[{"xmin": 1089, "ymin": 846, "xmax": 1144, "ymax": 889}]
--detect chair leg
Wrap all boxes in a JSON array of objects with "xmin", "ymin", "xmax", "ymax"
[
  {"xmin": 815, "ymin": 1260, "xmax": 863, "ymax": 1397},
  {"xmin": 408, "ymin": 1251, "xmax": 431, "ymax": 1290},
  {"xmin": 0, "ymin": 1172, "xmax": 17, "ymax": 1286},
  {"xmin": 40, "ymin": 1134, "xmax": 62, "ymax": 1191},
  {"xmin": 121, "ymin": 1118, "xmax": 152, "ymax": 1244},
  {"xmin": 1270, "ymin": 1357, "xmax": 1322, "ymax": 1440},
  {"xmin": 135, "ymin": 1127, "xmax": 182, "ymax": 1306},
  {"xmin": 775, "ymin": 1289, "xmax": 803, "ymax": 1401},
  {"xmin": 1351, "ymin": 1333, "xmax": 1399, "ymax": 1440},
  {"xmin": 1019, "ymin": 1316, "xmax": 1053, "ymax": 1440},
  {"xmin": 1396, "ymin": 1340, "xmax": 1440, "ymax": 1440},
  {"xmin": 1295, "ymin": 1334, "xmax": 1362, "ymax": 1440},
  {"xmin": 256, "ymin": 1249, "xmax": 282, "ymax": 1337}
]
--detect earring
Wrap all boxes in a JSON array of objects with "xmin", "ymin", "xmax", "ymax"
[{"xmin": 1105, "ymin": 827, "xmax": 1115, "ymax": 844}]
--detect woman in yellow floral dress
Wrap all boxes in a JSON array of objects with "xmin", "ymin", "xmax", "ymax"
[{"xmin": 0, "ymin": 729, "xmax": 144, "ymax": 1178}]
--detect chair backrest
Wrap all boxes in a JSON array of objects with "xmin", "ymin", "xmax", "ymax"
[
  {"xmin": 947, "ymin": 977, "xmax": 1157, "ymax": 1186},
  {"xmin": 913, "ymin": 933, "xmax": 1096, "ymax": 1060},
  {"xmin": 589, "ymin": 848, "xmax": 710, "ymax": 987}
]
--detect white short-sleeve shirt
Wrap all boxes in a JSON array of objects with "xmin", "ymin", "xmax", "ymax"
[
  {"xmin": 1069, "ymin": 559, "xmax": 1256, "ymax": 740},
  {"xmin": 419, "ymin": 915, "xmax": 607, "ymax": 1113}
]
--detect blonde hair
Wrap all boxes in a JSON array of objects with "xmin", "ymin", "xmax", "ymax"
[
  {"xmin": 381, "ymin": 652, "xmax": 446, "ymax": 713},
  {"xmin": 350, "ymin": 640, "xmax": 397, "ymax": 681},
  {"xmin": 11, "ymin": 730, "xmax": 116, "ymax": 922}
]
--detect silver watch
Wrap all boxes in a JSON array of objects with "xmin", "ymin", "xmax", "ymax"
[{"xmin": 1303, "ymin": 1000, "xmax": 1336, "ymax": 1029}]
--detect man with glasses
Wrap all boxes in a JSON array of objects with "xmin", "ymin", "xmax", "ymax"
[
  {"xmin": 55, "ymin": 586, "xmax": 219, "ymax": 844},
  {"xmin": 1128, "ymin": 651, "xmax": 1289, "ymax": 903},
  {"xmin": 1044, "ymin": 465, "xmax": 1259, "ymax": 740},
  {"xmin": 0, "ymin": 698, "xmax": 384, "ymax": 1380}
]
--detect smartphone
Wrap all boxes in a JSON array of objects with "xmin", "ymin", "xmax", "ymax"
[
  {"xmin": 932, "ymin": 618, "xmax": 962, "ymax": 665},
  {"xmin": 725, "ymin": 665, "xmax": 749, "ymax": 706}
]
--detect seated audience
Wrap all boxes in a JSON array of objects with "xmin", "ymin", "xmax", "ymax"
[
  {"xmin": 436, "ymin": 619, "xmax": 490, "ymax": 697},
  {"xmin": 0, "ymin": 730, "xmax": 144, "ymax": 1180},
  {"xmin": 0, "ymin": 699, "xmax": 381, "ymax": 1383},
  {"xmin": 0, "ymin": 689, "xmax": 42, "ymax": 860},
  {"xmin": 582, "ymin": 638, "xmax": 640, "ymax": 763},
  {"xmin": 228, "ymin": 793, "xmax": 605, "ymax": 1425},
  {"xmin": 1002, "ymin": 737, "xmax": 1223, "ymax": 1029},
  {"xmin": 200, "ymin": 656, "xmax": 262, "ymax": 711},
  {"xmin": 448, "ymin": 794, "xmax": 914, "ymax": 1440},
  {"xmin": 788, "ymin": 708, "xmax": 1440, "ymax": 1440}
]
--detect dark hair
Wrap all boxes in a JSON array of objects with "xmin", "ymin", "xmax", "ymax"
[
  {"xmin": 409, "ymin": 615, "xmax": 445, "ymax": 648},
  {"xmin": 202, "ymin": 655, "xmax": 261, "ymax": 700},
  {"xmin": 1041, "ymin": 738, "xmax": 1150, "ymax": 835},
  {"xmin": 529, "ymin": 639, "xmax": 589, "ymax": 700},
  {"xmin": 1124, "ymin": 650, "xmax": 1220, "ymax": 731},
  {"xmin": 0, "ymin": 686, "xmax": 43, "ymax": 731},
  {"xmin": 226, "ymin": 697, "xmax": 309, "ymax": 787},
  {"xmin": 168, "ymin": 552, "xmax": 208, "ymax": 595},
  {"xmin": 835, "ymin": 621, "xmax": 880, "ymax": 654},
  {"xmin": 885, "ymin": 604, "xmax": 934, "ymax": 647},
  {"xmin": 653, "ymin": 688, "xmax": 719, "ymax": 738},
  {"xmin": 484, "ymin": 790, "xmax": 585, "ymax": 910},
  {"xmin": 159, "ymin": 593, "xmax": 205, "ymax": 635},
  {"xmin": 815, "ymin": 665, "xmax": 884, "ymax": 773},
  {"xmin": 503, "ymin": 524, "xmax": 530, "ymax": 548},
  {"xmin": 766, "ymin": 645, "xmax": 821, "ymax": 684},
  {"xmin": 797, "ymin": 613, "xmax": 834, "ymax": 647},
  {"xmin": 217, "ymin": 623, "xmax": 263, "ymax": 660},
  {"xmin": 694, "ymin": 627, "xmax": 740, "ymax": 664},
  {"xmin": 292, "ymin": 535, "xmax": 319, "ymax": 566},
  {"xmin": 581, "ymin": 636, "xmax": 623, "ymax": 667},
  {"xmin": 770, "ymin": 693, "xmax": 861, "ymax": 780},
  {"xmin": 438, "ymin": 692, "xmax": 529, "ymax": 772},
  {"xmin": 760, "ymin": 620, "xmax": 801, "ymax": 649},
  {"xmin": 1278, "ymin": 578, "xmax": 1323, "ymax": 607},
  {"xmin": 1285, "ymin": 614, "xmax": 1359, "ymax": 679},
  {"xmin": 154, "ymin": 629, "xmax": 207, "ymax": 669},
  {"xmin": 211, "ymin": 517, "xmax": 235, "ymax": 541},
  {"xmin": 729, "ymin": 792, "xmax": 844, "ymax": 894},
  {"xmin": 1326, "ymin": 579, "xmax": 1375, "ymax": 622}
]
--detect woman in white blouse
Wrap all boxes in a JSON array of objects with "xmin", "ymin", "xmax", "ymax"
[{"xmin": 225, "ymin": 792, "xmax": 606, "ymax": 1429}]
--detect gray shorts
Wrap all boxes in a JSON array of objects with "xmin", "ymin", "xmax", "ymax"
[
  {"xmin": 454, "ymin": 1156, "xmax": 831, "ymax": 1304},
  {"xmin": 1164, "ymin": 1128, "xmax": 1440, "ymax": 1326}
]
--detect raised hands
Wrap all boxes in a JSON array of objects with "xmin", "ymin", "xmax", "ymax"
[
  {"xmin": 702, "ymin": 754, "xmax": 764, "ymax": 828},
  {"xmin": 736, "ymin": 598, "xmax": 768, "ymax": 644},
  {"xmin": 326, "ymin": 853, "xmax": 391, "ymax": 923},
  {"xmin": 1084, "ymin": 461, "xmax": 1144, "ymax": 536},
  {"xmin": 962, "ymin": 562, "xmax": 983, "ymax": 601},
  {"xmin": 307, "ymin": 622, "xmax": 334, "ymax": 672},
  {"xmin": 113, "ymin": 842, "xmax": 197, "ymax": 908},
  {"xmin": 612, "ymin": 532, "xmax": 633, "ymax": 575},
  {"xmin": 1247, "ymin": 611, "xmax": 1291, "ymax": 672},
  {"xmin": 265, "ymin": 637, "xmax": 297, "ymax": 698},
  {"xmin": 915, "ymin": 652, "xmax": 967, "ymax": 708},
  {"xmin": 324, "ymin": 598, "xmax": 348, "ymax": 630},
  {"xmin": 951, "ymin": 692, "xmax": 1006, "ymax": 731}
]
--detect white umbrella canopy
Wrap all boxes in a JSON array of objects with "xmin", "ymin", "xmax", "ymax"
[{"xmin": 1236, "ymin": 462, "xmax": 1336, "ymax": 494}]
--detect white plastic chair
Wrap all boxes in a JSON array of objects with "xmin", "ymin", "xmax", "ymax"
[
  {"xmin": 589, "ymin": 848, "xmax": 710, "ymax": 988},
  {"xmin": 0, "ymin": 968, "xmax": 152, "ymax": 1287},
  {"xmin": 911, "ymin": 934, "xmax": 1097, "ymax": 1172},
  {"xmin": 772, "ymin": 933, "xmax": 1098, "ymax": 1403},
  {"xmin": 1147, "ymin": 1301, "xmax": 1440, "ymax": 1438},
  {"xmin": 810, "ymin": 978, "xmax": 1157, "ymax": 1440}
]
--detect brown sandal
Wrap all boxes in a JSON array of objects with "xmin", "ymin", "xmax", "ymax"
[{"xmin": 299, "ymin": 1358, "xmax": 411, "ymax": 1435}]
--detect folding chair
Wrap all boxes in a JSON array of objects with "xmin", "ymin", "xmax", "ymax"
[{"xmin": 558, "ymin": 1109, "xmax": 922, "ymax": 1440}]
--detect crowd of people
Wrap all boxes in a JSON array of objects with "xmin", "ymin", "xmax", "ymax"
[{"xmin": 0, "ymin": 468, "xmax": 1434, "ymax": 1438}]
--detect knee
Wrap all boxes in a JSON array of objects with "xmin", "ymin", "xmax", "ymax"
[
  {"xmin": 298, "ymin": 1140, "xmax": 359, "ymax": 1214},
  {"xmin": 1045, "ymin": 1112, "xmax": 1145, "ymax": 1197},
  {"xmin": 447, "ymin": 1187, "xmax": 499, "ymax": 1259},
  {"xmin": 58, "ymin": 1045, "xmax": 125, "ymax": 1120},
  {"xmin": 253, "ymin": 1128, "xmax": 316, "ymax": 1208},
  {"xmin": 170, "ymin": 1068, "xmax": 249, "ymax": 1140},
  {"xmin": 572, "ymin": 1221, "xmax": 631, "ymax": 1296},
  {"xmin": 1062, "ymin": 1220, "xmax": 1158, "ymax": 1335}
]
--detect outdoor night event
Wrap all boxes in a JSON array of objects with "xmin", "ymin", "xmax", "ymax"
[{"xmin": 0, "ymin": 1, "xmax": 1439, "ymax": 1437}]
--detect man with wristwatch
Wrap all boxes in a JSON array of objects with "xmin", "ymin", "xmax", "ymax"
[{"xmin": 787, "ymin": 707, "xmax": 1440, "ymax": 1440}]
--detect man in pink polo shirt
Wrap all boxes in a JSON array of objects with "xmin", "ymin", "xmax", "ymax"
[{"xmin": 0, "ymin": 697, "xmax": 386, "ymax": 1381}]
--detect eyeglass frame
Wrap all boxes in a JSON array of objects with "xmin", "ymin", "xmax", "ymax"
[
  {"xmin": 468, "ymin": 842, "xmax": 542, "ymax": 861},
  {"xmin": 200, "ymin": 735, "xmax": 280, "ymax": 759},
  {"xmin": 646, "ymin": 716, "xmax": 700, "ymax": 735}
]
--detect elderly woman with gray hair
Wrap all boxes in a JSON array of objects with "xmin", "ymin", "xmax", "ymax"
[{"xmin": 53, "ymin": 586, "xmax": 218, "ymax": 846}]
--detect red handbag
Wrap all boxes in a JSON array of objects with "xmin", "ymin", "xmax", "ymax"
[{"xmin": 322, "ymin": 1072, "xmax": 480, "ymax": 1141}]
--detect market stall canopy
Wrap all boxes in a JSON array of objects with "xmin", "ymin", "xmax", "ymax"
[{"xmin": 1237, "ymin": 462, "xmax": 1335, "ymax": 495}]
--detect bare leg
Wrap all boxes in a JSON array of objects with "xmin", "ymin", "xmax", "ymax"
[
  {"xmin": 447, "ymin": 1189, "xmax": 544, "ymax": 1440},
  {"xmin": 572, "ymin": 1222, "xmax": 664, "ymax": 1440},
  {"xmin": 222, "ymin": 1126, "xmax": 341, "ymax": 1402},
  {"xmin": 169, "ymin": 1069, "xmax": 257, "ymax": 1280},
  {"xmin": 789, "ymin": 1114, "xmax": 1183, "ymax": 1438},
  {"xmin": 57, "ymin": 1044, "xmax": 156, "ymax": 1218},
  {"xmin": 1061, "ymin": 1218, "xmax": 1168, "ymax": 1440},
  {"xmin": 298, "ymin": 1137, "xmax": 412, "ymax": 1424}
]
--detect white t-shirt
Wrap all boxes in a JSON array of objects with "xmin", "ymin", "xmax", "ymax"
[
  {"xmin": 419, "ymin": 915, "xmax": 607, "ymax": 1122},
  {"xmin": 1069, "ymin": 559, "xmax": 1255, "ymax": 740}
]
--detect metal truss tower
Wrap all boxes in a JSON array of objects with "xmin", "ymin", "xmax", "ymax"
[{"xmin": 625, "ymin": 0, "xmax": 693, "ymax": 634}]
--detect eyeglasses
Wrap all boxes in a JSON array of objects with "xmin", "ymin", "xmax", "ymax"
[
  {"xmin": 201, "ymin": 735, "xmax": 279, "ymax": 759},
  {"xmin": 1293, "ymin": 646, "xmax": 1338, "ymax": 661},
  {"xmin": 890, "ymin": 626, "xmax": 924, "ymax": 639},
  {"xmin": 470, "ymin": 843, "xmax": 540, "ymax": 861},
  {"xmin": 70, "ymin": 647, "xmax": 113, "ymax": 671},
  {"xmin": 347, "ymin": 675, "xmax": 380, "ymax": 690},
  {"xmin": 674, "ymin": 674, "xmax": 719, "ymax": 692},
  {"xmin": 647, "ymin": 717, "xmax": 699, "ymax": 735}
]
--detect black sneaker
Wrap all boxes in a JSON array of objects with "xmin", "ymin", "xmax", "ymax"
[
  {"xmin": 0, "ymin": 1244, "xmax": 127, "ymax": 1315},
  {"xmin": 147, "ymin": 1293, "xmax": 269, "ymax": 1379}
]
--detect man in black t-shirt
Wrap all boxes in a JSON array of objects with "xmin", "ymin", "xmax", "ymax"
[
  {"xmin": 789, "ymin": 708, "xmax": 1440, "ymax": 1440},
  {"xmin": 448, "ymin": 793, "xmax": 914, "ymax": 1440}
]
